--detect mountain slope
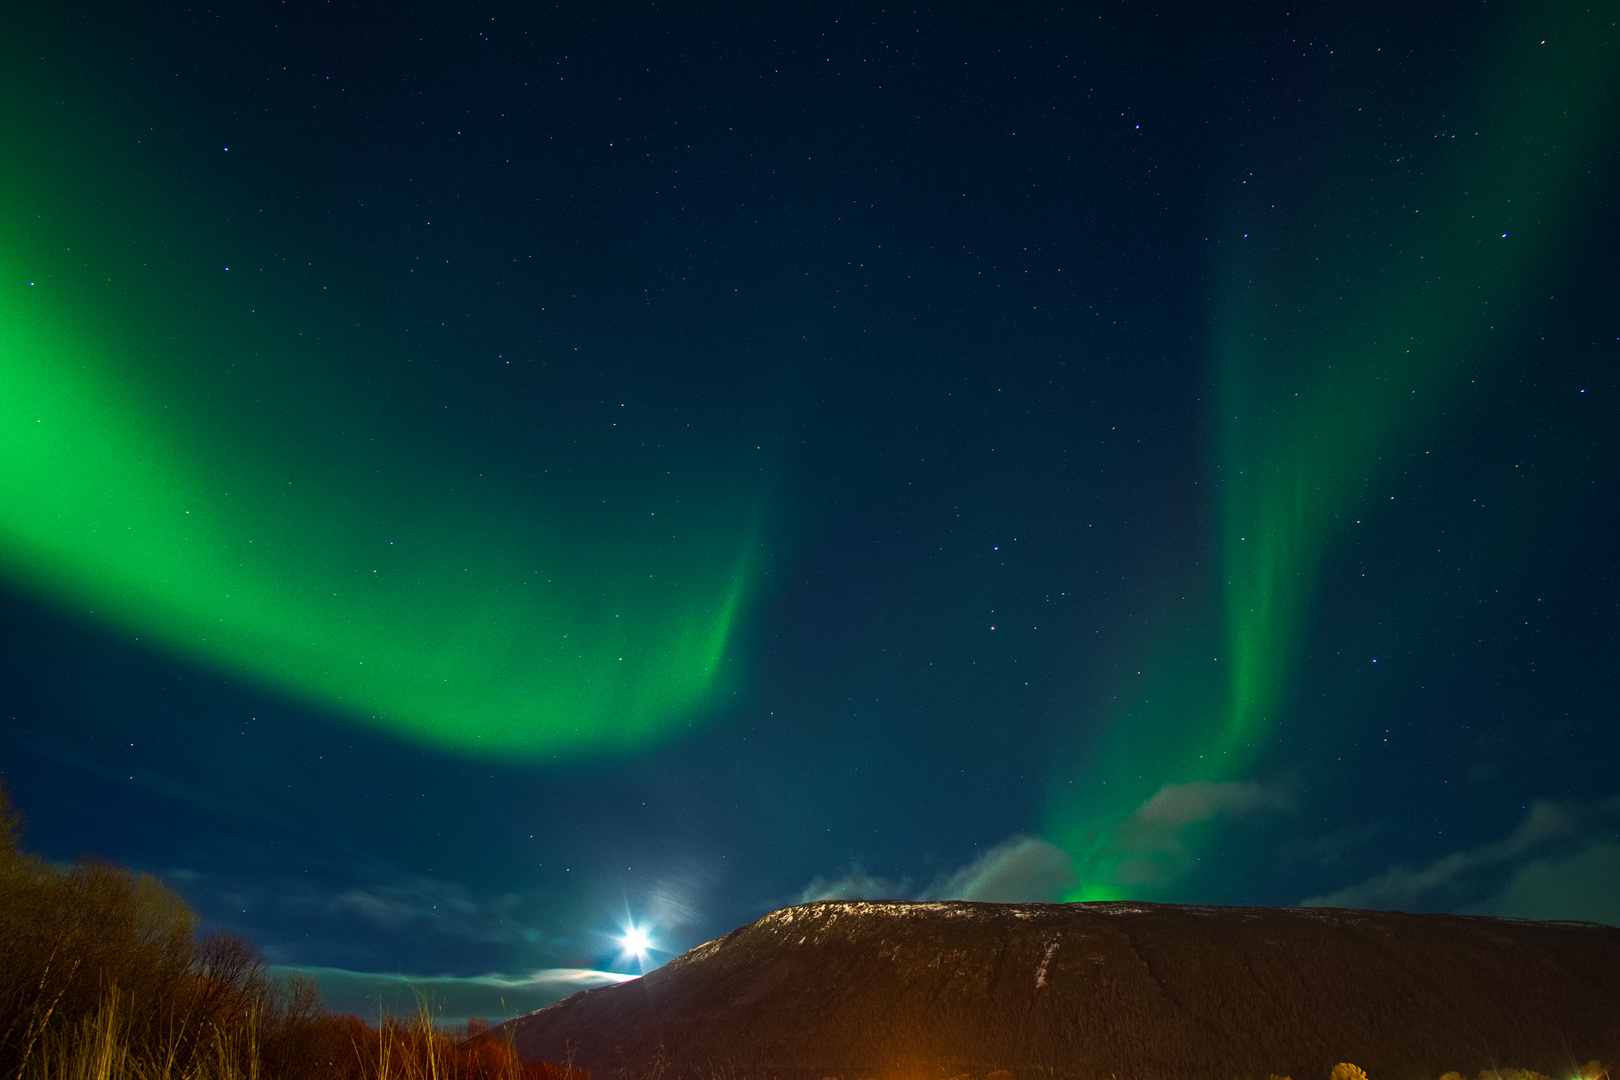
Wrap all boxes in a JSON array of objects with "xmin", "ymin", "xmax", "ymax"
[{"xmin": 508, "ymin": 901, "xmax": 1620, "ymax": 1080}]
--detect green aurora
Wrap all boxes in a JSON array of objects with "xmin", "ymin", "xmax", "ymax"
[
  {"xmin": 0, "ymin": 68, "xmax": 764, "ymax": 759},
  {"xmin": 1048, "ymin": 0, "xmax": 1619, "ymax": 896}
]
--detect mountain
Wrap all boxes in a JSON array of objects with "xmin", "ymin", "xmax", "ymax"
[{"xmin": 506, "ymin": 900, "xmax": 1620, "ymax": 1080}]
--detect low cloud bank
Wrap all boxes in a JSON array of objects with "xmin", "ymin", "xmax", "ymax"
[
  {"xmin": 799, "ymin": 780, "xmax": 1297, "ymax": 905},
  {"xmin": 326, "ymin": 879, "xmax": 541, "ymax": 945},
  {"xmin": 1106, "ymin": 779, "xmax": 1294, "ymax": 888},
  {"xmin": 1302, "ymin": 795, "xmax": 1620, "ymax": 926},
  {"xmin": 800, "ymin": 835, "xmax": 1076, "ymax": 905},
  {"xmin": 921, "ymin": 835, "xmax": 1078, "ymax": 901},
  {"xmin": 270, "ymin": 965, "xmax": 637, "ymax": 1028}
]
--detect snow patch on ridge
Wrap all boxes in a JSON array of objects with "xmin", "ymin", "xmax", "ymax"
[{"xmin": 1035, "ymin": 937, "xmax": 1060, "ymax": 988}]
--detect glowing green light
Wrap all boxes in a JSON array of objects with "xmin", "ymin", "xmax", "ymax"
[
  {"xmin": 1211, "ymin": 0, "xmax": 1616, "ymax": 762},
  {"xmin": 0, "ymin": 262, "xmax": 761, "ymax": 756},
  {"xmin": 1049, "ymin": 0, "xmax": 1618, "ymax": 895},
  {"xmin": 0, "ymin": 103, "xmax": 763, "ymax": 760}
]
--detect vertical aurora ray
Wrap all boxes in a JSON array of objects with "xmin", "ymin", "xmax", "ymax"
[
  {"xmin": 1049, "ymin": 1, "xmax": 1618, "ymax": 895},
  {"xmin": 0, "ymin": 60, "xmax": 766, "ymax": 760}
]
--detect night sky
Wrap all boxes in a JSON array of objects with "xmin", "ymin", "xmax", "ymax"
[{"xmin": 2, "ymin": 0, "xmax": 1618, "ymax": 1022}]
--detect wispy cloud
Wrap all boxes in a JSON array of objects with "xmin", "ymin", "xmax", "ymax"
[
  {"xmin": 1283, "ymin": 820, "xmax": 1386, "ymax": 869},
  {"xmin": 161, "ymin": 865, "xmax": 567, "ymax": 967},
  {"xmin": 329, "ymin": 878, "xmax": 535, "ymax": 944},
  {"xmin": 1466, "ymin": 841, "xmax": 1620, "ymax": 925},
  {"xmin": 800, "ymin": 835, "xmax": 1075, "ymax": 905},
  {"xmin": 1301, "ymin": 795, "xmax": 1620, "ymax": 926},
  {"xmin": 920, "ymin": 836, "xmax": 1077, "ymax": 901},
  {"xmin": 798, "ymin": 865, "xmax": 909, "ymax": 903},
  {"xmin": 271, "ymin": 965, "xmax": 636, "ymax": 1027},
  {"xmin": 1104, "ymin": 779, "xmax": 1295, "ymax": 888},
  {"xmin": 798, "ymin": 782, "xmax": 1295, "ymax": 907}
]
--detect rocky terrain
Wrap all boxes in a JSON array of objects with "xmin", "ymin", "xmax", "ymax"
[{"xmin": 506, "ymin": 900, "xmax": 1620, "ymax": 1080}]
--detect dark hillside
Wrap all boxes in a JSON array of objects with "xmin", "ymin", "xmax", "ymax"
[{"xmin": 507, "ymin": 901, "xmax": 1620, "ymax": 1080}]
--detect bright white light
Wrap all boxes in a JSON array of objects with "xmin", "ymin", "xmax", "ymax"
[{"xmin": 620, "ymin": 925, "xmax": 651, "ymax": 959}]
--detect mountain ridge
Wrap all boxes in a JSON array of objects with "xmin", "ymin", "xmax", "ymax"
[{"xmin": 507, "ymin": 900, "xmax": 1620, "ymax": 1080}]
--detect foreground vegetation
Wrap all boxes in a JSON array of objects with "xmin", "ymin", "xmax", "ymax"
[
  {"xmin": 1318, "ymin": 1064, "xmax": 1610, "ymax": 1080},
  {"xmin": 0, "ymin": 783, "xmax": 580, "ymax": 1080}
]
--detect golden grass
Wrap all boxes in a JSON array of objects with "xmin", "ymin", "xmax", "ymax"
[{"xmin": 11, "ymin": 982, "xmax": 579, "ymax": 1080}]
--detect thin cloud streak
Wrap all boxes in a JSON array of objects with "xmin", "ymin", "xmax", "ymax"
[
  {"xmin": 801, "ymin": 835, "xmax": 1075, "ymax": 905},
  {"xmin": 1301, "ymin": 795, "xmax": 1620, "ymax": 926},
  {"xmin": 271, "ymin": 965, "xmax": 637, "ymax": 1026},
  {"xmin": 1103, "ymin": 779, "xmax": 1295, "ymax": 888}
]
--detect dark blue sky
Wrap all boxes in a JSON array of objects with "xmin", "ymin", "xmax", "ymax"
[{"xmin": 1, "ymin": 0, "xmax": 1616, "ymax": 1021}]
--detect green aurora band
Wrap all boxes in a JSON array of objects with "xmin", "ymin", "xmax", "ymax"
[
  {"xmin": 1049, "ymin": 0, "xmax": 1618, "ymax": 897},
  {"xmin": 0, "ymin": 64, "xmax": 763, "ymax": 759}
]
